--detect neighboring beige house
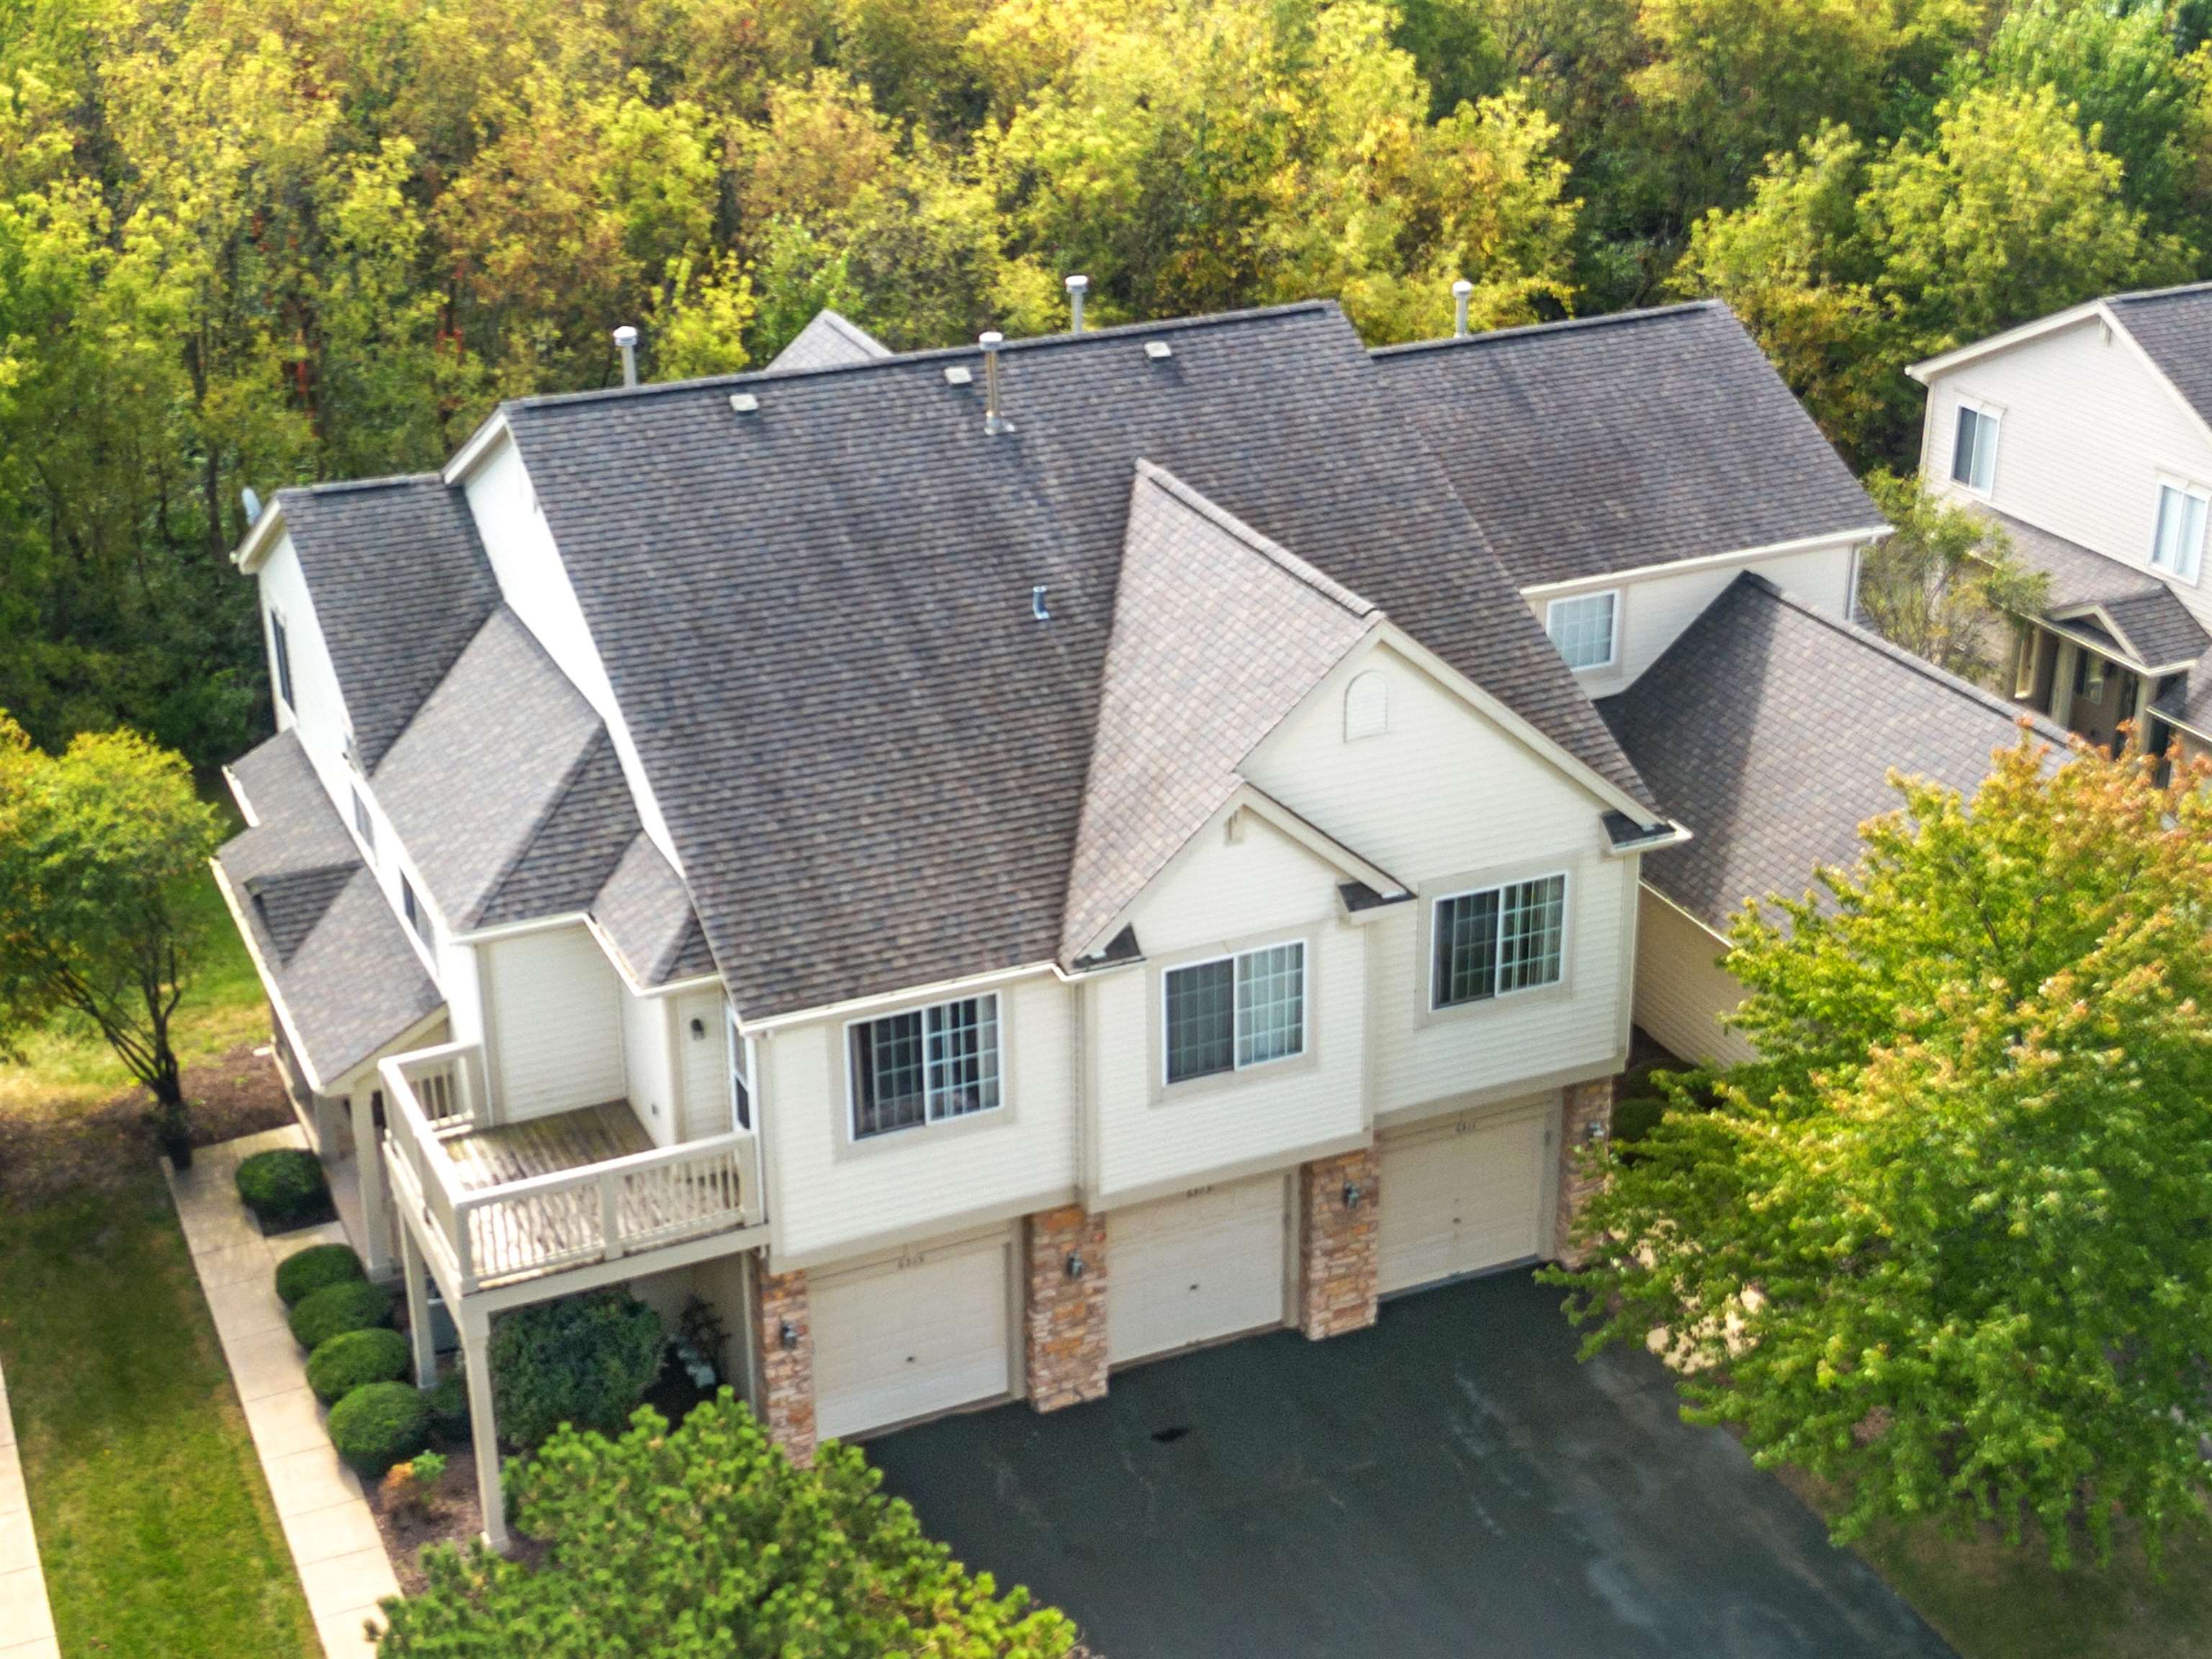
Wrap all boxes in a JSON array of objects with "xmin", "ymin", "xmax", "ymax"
[
  {"xmin": 217, "ymin": 295, "xmax": 1924, "ymax": 1546},
  {"xmin": 1909, "ymin": 281, "xmax": 2212, "ymax": 763}
]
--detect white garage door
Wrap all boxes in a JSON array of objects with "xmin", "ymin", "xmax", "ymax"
[
  {"xmin": 1108, "ymin": 1176, "xmax": 1288, "ymax": 1365},
  {"xmin": 1378, "ymin": 1103, "xmax": 1550, "ymax": 1295},
  {"xmin": 812, "ymin": 1232, "xmax": 1012, "ymax": 1440}
]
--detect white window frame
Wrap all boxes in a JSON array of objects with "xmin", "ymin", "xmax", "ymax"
[
  {"xmin": 844, "ymin": 992, "xmax": 1004, "ymax": 1143},
  {"xmin": 1160, "ymin": 938, "xmax": 1308, "ymax": 1089},
  {"xmin": 1429, "ymin": 871, "xmax": 1570, "ymax": 1012},
  {"xmin": 269, "ymin": 609, "xmax": 296, "ymax": 711},
  {"xmin": 2150, "ymin": 477, "xmax": 2209, "ymax": 585},
  {"xmin": 351, "ymin": 788, "xmax": 375, "ymax": 860},
  {"xmin": 727, "ymin": 1007, "xmax": 752, "ymax": 1133},
  {"xmin": 400, "ymin": 874, "xmax": 431, "ymax": 945},
  {"xmin": 1951, "ymin": 400, "xmax": 2001, "ymax": 498},
  {"xmin": 1545, "ymin": 590, "xmax": 1619, "ymax": 673}
]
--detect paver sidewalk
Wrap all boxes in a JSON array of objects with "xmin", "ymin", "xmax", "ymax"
[
  {"xmin": 0, "ymin": 1353, "xmax": 57, "ymax": 1659},
  {"xmin": 168, "ymin": 1126, "xmax": 400, "ymax": 1658}
]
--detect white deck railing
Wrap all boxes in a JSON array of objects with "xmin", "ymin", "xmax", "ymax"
[{"xmin": 379, "ymin": 1043, "xmax": 762, "ymax": 1293}]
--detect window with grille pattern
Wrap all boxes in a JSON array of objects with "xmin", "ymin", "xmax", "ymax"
[
  {"xmin": 1165, "ymin": 942, "xmax": 1305, "ymax": 1084},
  {"xmin": 850, "ymin": 994, "xmax": 1000, "ymax": 1139},
  {"xmin": 1433, "ymin": 874, "xmax": 1568, "ymax": 1008},
  {"xmin": 1546, "ymin": 592, "xmax": 1617, "ymax": 671}
]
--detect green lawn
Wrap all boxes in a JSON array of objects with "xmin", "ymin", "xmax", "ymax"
[
  {"xmin": 1781, "ymin": 1471, "xmax": 2212, "ymax": 1659},
  {"xmin": 0, "ymin": 1172, "xmax": 318, "ymax": 1657}
]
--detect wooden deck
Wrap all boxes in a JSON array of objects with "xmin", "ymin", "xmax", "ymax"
[
  {"xmin": 433, "ymin": 1102, "xmax": 747, "ymax": 1285},
  {"xmin": 439, "ymin": 1101, "xmax": 652, "ymax": 1191}
]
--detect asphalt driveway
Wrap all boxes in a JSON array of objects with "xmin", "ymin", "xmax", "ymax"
[{"xmin": 870, "ymin": 1271, "xmax": 1954, "ymax": 1659}]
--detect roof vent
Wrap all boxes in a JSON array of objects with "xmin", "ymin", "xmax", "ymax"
[
  {"xmin": 944, "ymin": 364, "xmax": 973, "ymax": 387},
  {"xmin": 1066, "ymin": 274, "xmax": 1089, "ymax": 333},
  {"xmin": 614, "ymin": 324, "xmax": 640, "ymax": 387},
  {"xmin": 1144, "ymin": 340, "xmax": 1173, "ymax": 361},
  {"xmin": 1452, "ymin": 279, "xmax": 1473, "ymax": 338},
  {"xmin": 729, "ymin": 392, "xmax": 760, "ymax": 413},
  {"xmin": 979, "ymin": 331, "xmax": 1011, "ymax": 434},
  {"xmin": 1033, "ymin": 584, "xmax": 1051, "ymax": 621}
]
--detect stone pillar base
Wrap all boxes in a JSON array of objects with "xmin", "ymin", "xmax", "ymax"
[
  {"xmin": 750, "ymin": 1263, "xmax": 816, "ymax": 1467},
  {"xmin": 1554, "ymin": 1078, "xmax": 1618, "ymax": 1268},
  {"xmin": 1024, "ymin": 1205, "xmax": 1108, "ymax": 1411},
  {"xmin": 1298, "ymin": 1146, "xmax": 1379, "ymax": 1339}
]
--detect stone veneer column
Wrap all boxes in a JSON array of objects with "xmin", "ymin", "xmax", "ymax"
[
  {"xmin": 1023, "ymin": 1205, "xmax": 1109, "ymax": 1411},
  {"xmin": 751, "ymin": 1264, "xmax": 816, "ymax": 1467},
  {"xmin": 1553, "ymin": 1077, "xmax": 1619, "ymax": 1268},
  {"xmin": 1298, "ymin": 1146, "xmax": 1380, "ymax": 1339}
]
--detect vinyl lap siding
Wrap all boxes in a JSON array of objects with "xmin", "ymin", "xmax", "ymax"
[
  {"xmin": 619, "ymin": 984, "xmax": 678, "ymax": 1147},
  {"xmin": 676, "ymin": 989, "xmax": 732, "ymax": 1142},
  {"xmin": 1928, "ymin": 318, "xmax": 2212, "ymax": 632},
  {"xmin": 1632, "ymin": 889, "xmax": 1758, "ymax": 1069},
  {"xmin": 485, "ymin": 925, "xmax": 625, "ymax": 1120}
]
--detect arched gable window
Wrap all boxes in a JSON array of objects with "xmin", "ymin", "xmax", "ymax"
[{"xmin": 1344, "ymin": 670, "xmax": 1388, "ymax": 742}]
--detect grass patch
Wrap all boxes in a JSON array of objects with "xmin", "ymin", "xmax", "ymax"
[
  {"xmin": 1781, "ymin": 1469, "xmax": 2212, "ymax": 1659},
  {"xmin": 0, "ymin": 1169, "xmax": 317, "ymax": 1657},
  {"xmin": 0, "ymin": 868, "xmax": 264, "ymax": 1117}
]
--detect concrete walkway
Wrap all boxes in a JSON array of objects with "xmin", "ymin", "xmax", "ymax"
[
  {"xmin": 168, "ymin": 1125, "xmax": 401, "ymax": 1658},
  {"xmin": 0, "ymin": 1354, "xmax": 57, "ymax": 1659}
]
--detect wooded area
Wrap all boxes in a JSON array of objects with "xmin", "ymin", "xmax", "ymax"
[{"xmin": 4, "ymin": 0, "xmax": 2208, "ymax": 770}]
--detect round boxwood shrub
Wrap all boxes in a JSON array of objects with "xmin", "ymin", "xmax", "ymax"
[
  {"xmin": 234, "ymin": 1148, "xmax": 329, "ymax": 1228},
  {"xmin": 289, "ymin": 1279, "xmax": 395, "ymax": 1351},
  {"xmin": 306, "ymin": 1327, "xmax": 412, "ymax": 1404},
  {"xmin": 328, "ymin": 1381, "xmax": 431, "ymax": 1476},
  {"xmin": 274, "ymin": 1242, "xmax": 365, "ymax": 1308},
  {"xmin": 489, "ymin": 1290, "xmax": 665, "ymax": 1449}
]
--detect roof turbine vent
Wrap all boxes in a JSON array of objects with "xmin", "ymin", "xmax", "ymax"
[
  {"xmin": 614, "ymin": 324, "xmax": 640, "ymax": 387},
  {"xmin": 1066, "ymin": 274, "xmax": 1089, "ymax": 333},
  {"xmin": 979, "ymin": 331, "xmax": 1011, "ymax": 435},
  {"xmin": 1451, "ymin": 279, "xmax": 1473, "ymax": 339}
]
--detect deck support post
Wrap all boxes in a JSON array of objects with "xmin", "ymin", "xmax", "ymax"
[
  {"xmin": 401, "ymin": 1224, "xmax": 438, "ymax": 1388},
  {"xmin": 351, "ymin": 1089, "xmax": 394, "ymax": 1280},
  {"xmin": 461, "ymin": 1303, "xmax": 509, "ymax": 1551}
]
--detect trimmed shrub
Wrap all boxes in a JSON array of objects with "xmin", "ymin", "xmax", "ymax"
[
  {"xmin": 374, "ymin": 1395, "xmax": 1077, "ymax": 1657},
  {"xmin": 289, "ymin": 1279, "xmax": 395, "ymax": 1350},
  {"xmin": 427, "ymin": 1365, "xmax": 471, "ymax": 1444},
  {"xmin": 328, "ymin": 1381, "xmax": 431, "ymax": 1476},
  {"xmin": 489, "ymin": 1290, "xmax": 664, "ymax": 1449},
  {"xmin": 234, "ymin": 1148, "xmax": 329, "ymax": 1227},
  {"xmin": 274, "ymin": 1242, "xmax": 364, "ymax": 1308},
  {"xmin": 306, "ymin": 1327, "xmax": 412, "ymax": 1404}
]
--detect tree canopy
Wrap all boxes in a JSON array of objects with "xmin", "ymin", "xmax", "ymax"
[
  {"xmin": 0, "ymin": 711, "xmax": 221, "ymax": 1139},
  {"xmin": 6, "ymin": 0, "xmax": 2212, "ymax": 767},
  {"xmin": 374, "ymin": 1393, "xmax": 1077, "ymax": 1657},
  {"xmin": 1555, "ymin": 739, "xmax": 2212, "ymax": 1566}
]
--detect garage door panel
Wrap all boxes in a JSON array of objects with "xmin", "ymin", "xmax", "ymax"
[
  {"xmin": 1379, "ymin": 1107, "xmax": 1547, "ymax": 1296},
  {"xmin": 1108, "ymin": 1177, "xmax": 1287, "ymax": 1365},
  {"xmin": 814, "ymin": 1238, "xmax": 1010, "ymax": 1441}
]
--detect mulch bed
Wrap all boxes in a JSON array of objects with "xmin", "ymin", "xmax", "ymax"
[{"xmin": 0, "ymin": 1042, "xmax": 293, "ymax": 1206}]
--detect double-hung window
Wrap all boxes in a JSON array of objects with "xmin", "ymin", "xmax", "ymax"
[
  {"xmin": 1164, "ymin": 941, "xmax": 1305, "ymax": 1085},
  {"xmin": 1951, "ymin": 403, "xmax": 1999, "ymax": 494},
  {"xmin": 400, "ymin": 875, "xmax": 431, "ymax": 945},
  {"xmin": 1546, "ymin": 591, "xmax": 1617, "ymax": 672},
  {"xmin": 1431, "ymin": 874, "xmax": 1567, "ymax": 1009},
  {"xmin": 351, "ymin": 788, "xmax": 375, "ymax": 859},
  {"xmin": 850, "ymin": 994, "xmax": 1000, "ymax": 1140},
  {"xmin": 2152, "ymin": 482, "xmax": 2208, "ymax": 584},
  {"xmin": 269, "ymin": 612, "xmax": 296, "ymax": 711},
  {"xmin": 727, "ymin": 1010, "xmax": 752, "ymax": 1132}
]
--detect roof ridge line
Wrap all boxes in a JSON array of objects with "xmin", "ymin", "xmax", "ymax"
[
  {"xmin": 1131, "ymin": 459, "xmax": 1378, "ymax": 619},
  {"xmin": 280, "ymin": 473, "xmax": 449, "ymax": 500},
  {"xmin": 1370, "ymin": 300, "xmax": 1720, "ymax": 359},
  {"xmin": 1739, "ymin": 572, "xmax": 2068, "ymax": 739},
  {"xmin": 2106, "ymin": 278, "xmax": 2212, "ymax": 306},
  {"xmin": 508, "ymin": 301, "xmax": 1344, "ymax": 412}
]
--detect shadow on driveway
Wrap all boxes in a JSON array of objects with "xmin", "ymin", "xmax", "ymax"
[{"xmin": 869, "ymin": 1270, "xmax": 1955, "ymax": 1659}]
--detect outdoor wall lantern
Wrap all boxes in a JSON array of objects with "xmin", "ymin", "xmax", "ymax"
[
  {"xmin": 1342, "ymin": 1181, "xmax": 1364, "ymax": 1210},
  {"xmin": 1586, "ymin": 1120, "xmax": 1610, "ymax": 1145},
  {"xmin": 779, "ymin": 1318, "xmax": 799, "ymax": 1351},
  {"xmin": 1066, "ymin": 1252, "xmax": 1086, "ymax": 1280},
  {"xmin": 690, "ymin": 1017, "xmax": 706, "ymax": 1038}
]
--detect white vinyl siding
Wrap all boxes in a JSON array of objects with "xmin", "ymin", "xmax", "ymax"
[
  {"xmin": 676, "ymin": 991, "xmax": 732, "ymax": 1141},
  {"xmin": 619, "ymin": 985, "xmax": 677, "ymax": 1148},
  {"xmin": 811, "ymin": 1232, "xmax": 1013, "ymax": 1439},
  {"xmin": 1107, "ymin": 1177, "xmax": 1288, "ymax": 1364},
  {"xmin": 1631, "ymin": 889, "xmax": 1758, "ymax": 1070},
  {"xmin": 1545, "ymin": 590, "xmax": 1617, "ymax": 670},
  {"xmin": 1951, "ymin": 403, "xmax": 2000, "ymax": 494},
  {"xmin": 2152, "ymin": 482, "xmax": 2208, "ymax": 584},
  {"xmin": 1377, "ymin": 1104, "xmax": 1550, "ymax": 1295},
  {"xmin": 485, "ymin": 925, "xmax": 625, "ymax": 1121}
]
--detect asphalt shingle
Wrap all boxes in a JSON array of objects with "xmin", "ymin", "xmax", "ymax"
[
  {"xmin": 2109, "ymin": 283, "xmax": 2212, "ymax": 434},
  {"xmin": 1372, "ymin": 302, "xmax": 1882, "ymax": 588},
  {"xmin": 1974, "ymin": 505, "xmax": 2208, "ymax": 670}
]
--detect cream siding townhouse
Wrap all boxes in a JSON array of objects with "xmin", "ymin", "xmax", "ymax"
[{"xmin": 218, "ymin": 294, "xmax": 1934, "ymax": 1546}]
